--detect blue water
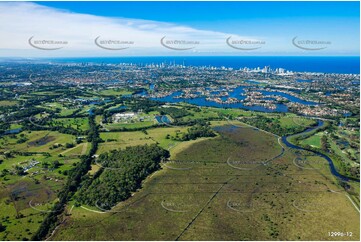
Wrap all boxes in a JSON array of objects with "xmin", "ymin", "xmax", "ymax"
[
  {"xmin": 152, "ymin": 86, "xmax": 318, "ymax": 112},
  {"xmin": 282, "ymin": 120, "xmax": 359, "ymax": 182},
  {"xmin": 103, "ymin": 80, "xmax": 119, "ymax": 85},
  {"xmin": 296, "ymin": 79, "xmax": 312, "ymax": 83},
  {"xmin": 155, "ymin": 115, "xmax": 171, "ymax": 124},
  {"xmin": 260, "ymin": 91, "xmax": 319, "ymax": 105},
  {"xmin": 4, "ymin": 128, "xmax": 22, "ymax": 134},
  {"xmin": 88, "ymin": 108, "xmax": 94, "ymax": 116},
  {"xmin": 109, "ymin": 105, "xmax": 127, "ymax": 112},
  {"xmin": 153, "ymin": 90, "xmax": 287, "ymax": 113},
  {"xmin": 50, "ymin": 56, "xmax": 360, "ymax": 74},
  {"xmin": 243, "ymin": 80, "xmax": 261, "ymax": 84},
  {"xmin": 133, "ymin": 89, "xmax": 148, "ymax": 96}
]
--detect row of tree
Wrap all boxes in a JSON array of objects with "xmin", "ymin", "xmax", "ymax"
[
  {"xmin": 32, "ymin": 114, "xmax": 100, "ymax": 240},
  {"xmin": 170, "ymin": 122, "xmax": 216, "ymax": 141},
  {"xmin": 242, "ymin": 115, "xmax": 316, "ymax": 136}
]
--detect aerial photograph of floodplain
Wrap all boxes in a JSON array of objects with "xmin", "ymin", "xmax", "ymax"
[{"xmin": 0, "ymin": 0, "xmax": 360, "ymax": 241}]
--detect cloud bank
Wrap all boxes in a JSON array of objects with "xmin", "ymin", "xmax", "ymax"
[
  {"xmin": 0, "ymin": 2, "xmax": 357, "ymax": 57},
  {"xmin": 0, "ymin": 2, "xmax": 251, "ymax": 57}
]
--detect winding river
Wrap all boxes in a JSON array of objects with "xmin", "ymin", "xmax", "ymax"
[{"xmin": 282, "ymin": 120, "xmax": 359, "ymax": 183}]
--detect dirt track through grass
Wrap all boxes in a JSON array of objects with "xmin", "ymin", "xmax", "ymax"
[
  {"xmin": 50, "ymin": 125, "xmax": 360, "ymax": 241},
  {"xmin": 175, "ymin": 177, "xmax": 234, "ymax": 241}
]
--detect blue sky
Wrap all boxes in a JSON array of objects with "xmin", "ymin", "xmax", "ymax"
[
  {"xmin": 35, "ymin": 1, "xmax": 361, "ymax": 34},
  {"xmin": 0, "ymin": 1, "xmax": 359, "ymax": 57},
  {"xmin": 37, "ymin": 2, "xmax": 359, "ymax": 23}
]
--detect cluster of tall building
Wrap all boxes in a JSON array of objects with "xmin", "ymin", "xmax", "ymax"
[{"xmin": 240, "ymin": 66, "xmax": 291, "ymax": 75}]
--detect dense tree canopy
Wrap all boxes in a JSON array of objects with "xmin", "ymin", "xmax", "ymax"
[{"xmin": 77, "ymin": 144, "xmax": 169, "ymax": 209}]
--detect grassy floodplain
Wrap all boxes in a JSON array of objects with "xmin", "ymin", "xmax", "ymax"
[
  {"xmin": 0, "ymin": 84, "xmax": 358, "ymax": 241},
  {"xmin": 51, "ymin": 121, "xmax": 360, "ymax": 241}
]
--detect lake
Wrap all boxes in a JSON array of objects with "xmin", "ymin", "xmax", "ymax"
[{"xmin": 152, "ymin": 86, "xmax": 319, "ymax": 113}]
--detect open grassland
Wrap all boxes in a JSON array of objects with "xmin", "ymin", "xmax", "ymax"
[
  {"xmin": 0, "ymin": 175, "xmax": 65, "ymax": 240},
  {"xmin": 97, "ymin": 126, "xmax": 190, "ymax": 154},
  {"xmin": 97, "ymin": 131, "xmax": 154, "ymax": 154},
  {"xmin": 210, "ymin": 107, "xmax": 253, "ymax": 117},
  {"xmin": 279, "ymin": 115, "xmax": 317, "ymax": 128},
  {"xmin": 95, "ymin": 115, "xmax": 102, "ymax": 125},
  {"xmin": 0, "ymin": 130, "xmax": 84, "ymax": 240},
  {"xmin": 60, "ymin": 142, "xmax": 90, "ymax": 156},
  {"xmin": 0, "ymin": 131, "xmax": 75, "ymax": 154},
  {"xmin": 50, "ymin": 118, "xmax": 89, "ymax": 131},
  {"xmin": 0, "ymin": 153, "xmax": 80, "ymax": 178},
  {"xmin": 173, "ymin": 125, "xmax": 281, "ymax": 163},
  {"xmin": 97, "ymin": 89, "xmax": 133, "ymax": 96},
  {"xmin": 0, "ymin": 100, "xmax": 18, "ymax": 107},
  {"xmin": 41, "ymin": 102, "xmax": 80, "ymax": 117},
  {"xmin": 9, "ymin": 124, "xmax": 22, "ymax": 130},
  {"xmin": 51, "ymin": 124, "xmax": 359, "ymax": 241},
  {"xmin": 103, "ymin": 121, "xmax": 155, "ymax": 130},
  {"xmin": 300, "ymin": 132, "xmax": 323, "ymax": 148},
  {"xmin": 168, "ymin": 137, "xmax": 216, "ymax": 160}
]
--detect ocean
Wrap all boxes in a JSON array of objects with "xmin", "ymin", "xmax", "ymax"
[{"xmin": 50, "ymin": 56, "xmax": 360, "ymax": 74}]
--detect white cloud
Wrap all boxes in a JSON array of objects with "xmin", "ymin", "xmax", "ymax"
[
  {"xmin": 0, "ymin": 2, "xmax": 254, "ymax": 57},
  {"xmin": 1, "ymin": 2, "xmax": 350, "ymax": 57}
]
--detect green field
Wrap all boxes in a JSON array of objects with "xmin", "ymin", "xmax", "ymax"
[
  {"xmin": 51, "ymin": 118, "xmax": 89, "ymax": 131},
  {"xmin": 280, "ymin": 116, "xmax": 317, "ymax": 128},
  {"xmin": 41, "ymin": 102, "xmax": 80, "ymax": 117},
  {"xmin": 0, "ymin": 87, "xmax": 359, "ymax": 241},
  {"xmin": 0, "ymin": 100, "xmax": 18, "ymax": 107},
  {"xmin": 97, "ymin": 126, "xmax": 189, "ymax": 154},
  {"xmin": 0, "ymin": 177, "xmax": 62, "ymax": 240},
  {"xmin": 103, "ymin": 121, "xmax": 155, "ymax": 130},
  {"xmin": 97, "ymin": 89, "xmax": 133, "ymax": 96},
  {"xmin": 0, "ymin": 130, "xmax": 83, "ymax": 240},
  {"xmin": 0, "ymin": 131, "xmax": 75, "ymax": 154},
  {"xmin": 51, "ymin": 124, "xmax": 359, "ymax": 241},
  {"xmin": 300, "ymin": 132, "xmax": 323, "ymax": 148},
  {"xmin": 173, "ymin": 125, "xmax": 281, "ymax": 164}
]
